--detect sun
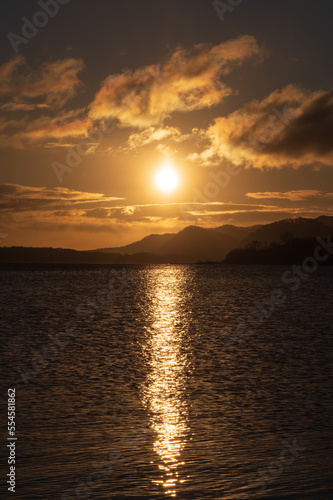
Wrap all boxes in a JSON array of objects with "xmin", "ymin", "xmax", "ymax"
[{"xmin": 155, "ymin": 161, "xmax": 180, "ymax": 193}]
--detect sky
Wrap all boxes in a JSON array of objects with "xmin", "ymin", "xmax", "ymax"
[{"xmin": 0, "ymin": 0, "xmax": 333, "ymax": 249}]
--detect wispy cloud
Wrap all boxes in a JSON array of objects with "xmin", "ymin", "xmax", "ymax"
[
  {"xmin": 89, "ymin": 35, "xmax": 262, "ymax": 128},
  {"xmin": 191, "ymin": 85, "xmax": 333, "ymax": 169},
  {"xmin": 127, "ymin": 126, "xmax": 182, "ymax": 149},
  {"xmin": 0, "ymin": 184, "xmax": 123, "ymax": 212},
  {"xmin": 0, "ymin": 56, "xmax": 89, "ymax": 148},
  {"xmin": 0, "ymin": 55, "xmax": 84, "ymax": 108},
  {"xmin": 0, "ymin": 37, "xmax": 261, "ymax": 149},
  {"xmin": 0, "ymin": 109, "xmax": 92, "ymax": 149},
  {"xmin": 247, "ymin": 190, "xmax": 333, "ymax": 201},
  {"xmin": 0, "ymin": 100, "xmax": 50, "ymax": 112}
]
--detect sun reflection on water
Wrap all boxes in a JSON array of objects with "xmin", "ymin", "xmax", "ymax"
[{"xmin": 141, "ymin": 267, "xmax": 190, "ymax": 496}]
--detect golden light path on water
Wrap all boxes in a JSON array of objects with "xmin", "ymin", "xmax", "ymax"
[{"xmin": 141, "ymin": 267, "xmax": 190, "ymax": 497}]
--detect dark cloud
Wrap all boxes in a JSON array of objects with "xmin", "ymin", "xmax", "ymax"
[
  {"xmin": 0, "ymin": 184, "xmax": 122, "ymax": 212},
  {"xmin": 266, "ymin": 89, "xmax": 333, "ymax": 158},
  {"xmin": 193, "ymin": 86, "xmax": 333, "ymax": 169},
  {"xmin": 0, "ymin": 55, "xmax": 84, "ymax": 108}
]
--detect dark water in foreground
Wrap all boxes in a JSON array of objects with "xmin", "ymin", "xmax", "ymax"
[{"xmin": 0, "ymin": 265, "xmax": 332, "ymax": 499}]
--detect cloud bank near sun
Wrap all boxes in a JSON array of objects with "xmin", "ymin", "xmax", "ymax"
[
  {"xmin": 246, "ymin": 190, "xmax": 333, "ymax": 201},
  {"xmin": 89, "ymin": 34, "xmax": 262, "ymax": 128},
  {"xmin": 0, "ymin": 33, "xmax": 333, "ymax": 183},
  {"xmin": 190, "ymin": 86, "xmax": 333, "ymax": 169},
  {"xmin": 0, "ymin": 35, "xmax": 262, "ymax": 148}
]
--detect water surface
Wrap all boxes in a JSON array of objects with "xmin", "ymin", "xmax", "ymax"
[{"xmin": 0, "ymin": 265, "xmax": 332, "ymax": 499}]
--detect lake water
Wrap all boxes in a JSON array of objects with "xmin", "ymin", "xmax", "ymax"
[{"xmin": 0, "ymin": 265, "xmax": 332, "ymax": 499}]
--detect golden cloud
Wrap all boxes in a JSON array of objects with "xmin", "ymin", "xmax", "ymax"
[
  {"xmin": 89, "ymin": 35, "xmax": 262, "ymax": 128},
  {"xmin": 0, "ymin": 55, "xmax": 84, "ymax": 108},
  {"xmin": 0, "ymin": 184, "xmax": 123, "ymax": 212},
  {"xmin": 0, "ymin": 115, "xmax": 27, "ymax": 133},
  {"xmin": 246, "ymin": 190, "xmax": 333, "ymax": 201},
  {"xmin": 0, "ymin": 37, "xmax": 261, "ymax": 149},
  {"xmin": 127, "ymin": 126, "xmax": 183, "ymax": 150},
  {"xmin": 0, "ymin": 112, "xmax": 91, "ymax": 149},
  {"xmin": 0, "ymin": 99, "xmax": 50, "ymax": 112},
  {"xmin": 192, "ymin": 85, "xmax": 333, "ymax": 169}
]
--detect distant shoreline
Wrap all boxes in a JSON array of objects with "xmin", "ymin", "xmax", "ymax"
[{"xmin": 1, "ymin": 236, "xmax": 333, "ymax": 266}]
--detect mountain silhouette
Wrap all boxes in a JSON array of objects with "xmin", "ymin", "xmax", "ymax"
[
  {"xmin": 97, "ymin": 226, "xmax": 239, "ymax": 262},
  {"xmin": 0, "ymin": 216, "xmax": 332, "ymax": 264},
  {"xmin": 241, "ymin": 217, "xmax": 332, "ymax": 245},
  {"xmin": 316, "ymin": 215, "xmax": 333, "ymax": 229},
  {"xmin": 96, "ymin": 233, "xmax": 175, "ymax": 255},
  {"xmin": 95, "ymin": 216, "xmax": 332, "ymax": 262},
  {"xmin": 156, "ymin": 225, "xmax": 237, "ymax": 262},
  {"xmin": 225, "ymin": 237, "xmax": 333, "ymax": 265},
  {"xmin": 215, "ymin": 224, "xmax": 263, "ymax": 240}
]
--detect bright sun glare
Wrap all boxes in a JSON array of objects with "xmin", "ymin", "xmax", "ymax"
[{"xmin": 155, "ymin": 161, "xmax": 179, "ymax": 193}]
